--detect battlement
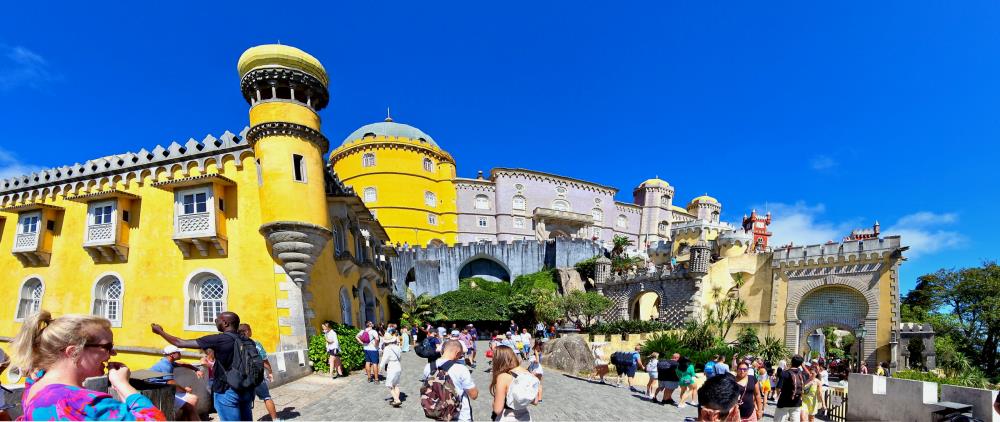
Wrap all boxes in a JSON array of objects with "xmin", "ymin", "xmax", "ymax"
[
  {"xmin": 899, "ymin": 322, "xmax": 935, "ymax": 333},
  {"xmin": 771, "ymin": 235, "xmax": 903, "ymax": 266},
  {"xmin": 1, "ymin": 128, "xmax": 253, "ymax": 204}
]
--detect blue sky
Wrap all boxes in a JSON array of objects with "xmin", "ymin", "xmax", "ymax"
[{"xmin": 1, "ymin": 2, "xmax": 997, "ymax": 295}]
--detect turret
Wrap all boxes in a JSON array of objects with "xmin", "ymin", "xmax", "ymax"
[
  {"xmin": 239, "ymin": 44, "xmax": 333, "ymax": 350},
  {"xmin": 633, "ymin": 178, "xmax": 674, "ymax": 247}
]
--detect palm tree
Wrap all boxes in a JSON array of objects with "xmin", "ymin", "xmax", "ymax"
[
  {"xmin": 610, "ymin": 235, "xmax": 634, "ymax": 259},
  {"xmin": 394, "ymin": 287, "xmax": 445, "ymax": 327}
]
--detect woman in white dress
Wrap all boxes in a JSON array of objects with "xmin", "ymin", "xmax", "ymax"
[{"xmin": 381, "ymin": 327, "xmax": 403, "ymax": 407}]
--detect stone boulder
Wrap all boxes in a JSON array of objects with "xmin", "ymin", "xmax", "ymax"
[
  {"xmin": 541, "ymin": 334, "xmax": 594, "ymax": 375},
  {"xmin": 556, "ymin": 268, "xmax": 586, "ymax": 294}
]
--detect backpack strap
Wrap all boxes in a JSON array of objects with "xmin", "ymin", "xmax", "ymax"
[{"xmin": 438, "ymin": 360, "xmax": 457, "ymax": 373}]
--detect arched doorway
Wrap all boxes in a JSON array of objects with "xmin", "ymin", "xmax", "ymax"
[
  {"xmin": 631, "ymin": 291, "xmax": 661, "ymax": 321},
  {"xmin": 796, "ymin": 286, "xmax": 869, "ymax": 356},
  {"xmin": 548, "ymin": 230, "xmax": 569, "ymax": 239},
  {"xmin": 458, "ymin": 258, "xmax": 510, "ymax": 282},
  {"xmin": 405, "ymin": 268, "xmax": 416, "ymax": 292},
  {"xmin": 428, "ymin": 239, "xmax": 445, "ymax": 248}
]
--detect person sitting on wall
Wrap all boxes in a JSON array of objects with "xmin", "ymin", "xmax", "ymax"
[{"xmin": 148, "ymin": 345, "xmax": 204, "ymax": 421}]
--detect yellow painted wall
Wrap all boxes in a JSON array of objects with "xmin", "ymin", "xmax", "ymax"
[
  {"xmin": 330, "ymin": 137, "xmax": 457, "ymax": 246},
  {"xmin": 0, "ymin": 155, "xmax": 280, "ymax": 371}
]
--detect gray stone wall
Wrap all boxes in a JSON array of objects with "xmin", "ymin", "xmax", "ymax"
[{"xmin": 391, "ymin": 238, "xmax": 603, "ymax": 296}]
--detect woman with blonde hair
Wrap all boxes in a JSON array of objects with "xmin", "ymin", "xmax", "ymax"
[
  {"xmin": 10, "ymin": 310, "xmax": 165, "ymax": 420},
  {"xmin": 490, "ymin": 346, "xmax": 539, "ymax": 421}
]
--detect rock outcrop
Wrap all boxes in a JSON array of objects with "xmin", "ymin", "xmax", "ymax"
[
  {"xmin": 556, "ymin": 268, "xmax": 586, "ymax": 294},
  {"xmin": 540, "ymin": 334, "xmax": 594, "ymax": 375}
]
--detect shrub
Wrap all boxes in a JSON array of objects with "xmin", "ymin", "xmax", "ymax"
[
  {"xmin": 894, "ymin": 369, "xmax": 995, "ymax": 391},
  {"xmin": 308, "ymin": 322, "xmax": 364, "ymax": 374},
  {"xmin": 511, "ymin": 270, "xmax": 558, "ymax": 294},
  {"xmin": 436, "ymin": 288, "xmax": 511, "ymax": 322},
  {"xmin": 574, "ymin": 257, "xmax": 598, "ymax": 282}
]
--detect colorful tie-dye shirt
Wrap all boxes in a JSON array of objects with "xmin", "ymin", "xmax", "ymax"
[{"xmin": 19, "ymin": 372, "xmax": 165, "ymax": 421}]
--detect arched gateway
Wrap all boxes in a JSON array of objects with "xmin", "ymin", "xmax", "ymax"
[{"xmin": 784, "ymin": 275, "xmax": 881, "ymax": 365}]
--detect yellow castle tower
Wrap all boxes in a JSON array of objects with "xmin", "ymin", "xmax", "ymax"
[
  {"xmin": 238, "ymin": 45, "xmax": 334, "ymax": 348},
  {"xmin": 329, "ymin": 117, "xmax": 457, "ymax": 246}
]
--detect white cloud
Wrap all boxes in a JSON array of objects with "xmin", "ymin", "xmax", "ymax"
[
  {"xmin": 759, "ymin": 202, "xmax": 966, "ymax": 259},
  {"xmin": 810, "ymin": 155, "xmax": 837, "ymax": 171},
  {"xmin": 885, "ymin": 212, "xmax": 966, "ymax": 258},
  {"xmin": 761, "ymin": 202, "xmax": 857, "ymax": 247},
  {"xmin": 0, "ymin": 147, "xmax": 43, "ymax": 181},
  {"xmin": 0, "ymin": 44, "xmax": 60, "ymax": 91}
]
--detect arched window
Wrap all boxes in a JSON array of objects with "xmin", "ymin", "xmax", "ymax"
[
  {"xmin": 552, "ymin": 199, "xmax": 570, "ymax": 211},
  {"xmin": 425, "ymin": 191, "xmax": 437, "ymax": 207},
  {"xmin": 658, "ymin": 221, "xmax": 669, "ymax": 233},
  {"xmin": 15, "ymin": 278, "xmax": 43, "ymax": 320},
  {"xmin": 660, "ymin": 196, "xmax": 670, "ymax": 207},
  {"xmin": 475, "ymin": 194, "xmax": 490, "ymax": 210},
  {"xmin": 363, "ymin": 187, "xmax": 377, "ymax": 203},
  {"xmin": 188, "ymin": 273, "xmax": 226, "ymax": 327},
  {"xmin": 340, "ymin": 287, "xmax": 353, "ymax": 326},
  {"xmin": 512, "ymin": 195, "xmax": 526, "ymax": 211},
  {"xmin": 332, "ymin": 222, "xmax": 346, "ymax": 255},
  {"xmin": 592, "ymin": 208, "xmax": 603, "ymax": 223},
  {"xmin": 617, "ymin": 215, "xmax": 627, "ymax": 228},
  {"xmin": 362, "ymin": 153, "xmax": 376, "ymax": 167},
  {"xmin": 93, "ymin": 276, "xmax": 123, "ymax": 325},
  {"xmin": 711, "ymin": 210, "xmax": 720, "ymax": 222},
  {"xmin": 355, "ymin": 231, "xmax": 368, "ymax": 262},
  {"xmin": 423, "ymin": 158, "xmax": 433, "ymax": 172}
]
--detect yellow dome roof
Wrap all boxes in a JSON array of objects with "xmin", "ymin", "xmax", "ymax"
[
  {"xmin": 671, "ymin": 205, "xmax": 691, "ymax": 214},
  {"xmin": 238, "ymin": 44, "xmax": 329, "ymax": 86},
  {"xmin": 688, "ymin": 194, "xmax": 719, "ymax": 207},
  {"xmin": 638, "ymin": 178, "xmax": 670, "ymax": 188}
]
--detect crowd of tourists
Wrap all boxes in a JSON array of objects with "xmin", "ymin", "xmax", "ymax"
[
  {"xmin": 320, "ymin": 320, "xmax": 544, "ymax": 421},
  {"xmin": 589, "ymin": 346, "xmax": 836, "ymax": 422},
  {"xmin": 0, "ymin": 309, "xmax": 277, "ymax": 421}
]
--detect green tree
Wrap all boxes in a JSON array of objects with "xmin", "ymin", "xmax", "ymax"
[
  {"xmin": 709, "ymin": 274, "xmax": 749, "ymax": 339},
  {"xmin": 579, "ymin": 291, "xmax": 612, "ymax": 326},
  {"xmin": 393, "ymin": 287, "xmax": 445, "ymax": 328},
  {"xmin": 610, "ymin": 235, "xmax": 633, "ymax": 259},
  {"xmin": 532, "ymin": 291, "xmax": 564, "ymax": 324}
]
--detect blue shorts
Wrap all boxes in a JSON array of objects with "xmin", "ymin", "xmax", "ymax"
[
  {"xmin": 364, "ymin": 350, "xmax": 379, "ymax": 363},
  {"xmin": 254, "ymin": 381, "xmax": 271, "ymax": 401}
]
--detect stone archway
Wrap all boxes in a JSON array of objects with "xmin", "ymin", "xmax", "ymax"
[
  {"xmin": 458, "ymin": 256, "xmax": 511, "ymax": 282},
  {"xmin": 785, "ymin": 275, "xmax": 880, "ymax": 366},
  {"xmin": 631, "ymin": 291, "xmax": 661, "ymax": 321},
  {"xmin": 405, "ymin": 268, "xmax": 416, "ymax": 292}
]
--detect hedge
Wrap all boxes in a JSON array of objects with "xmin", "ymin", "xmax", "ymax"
[{"xmin": 308, "ymin": 322, "xmax": 364, "ymax": 374}]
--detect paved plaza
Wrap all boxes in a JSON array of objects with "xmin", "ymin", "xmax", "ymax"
[{"xmin": 231, "ymin": 341, "xmax": 781, "ymax": 421}]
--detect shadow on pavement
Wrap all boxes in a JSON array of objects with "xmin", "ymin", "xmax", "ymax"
[
  {"xmin": 259, "ymin": 407, "xmax": 299, "ymax": 421},
  {"xmin": 560, "ymin": 373, "xmax": 619, "ymax": 386}
]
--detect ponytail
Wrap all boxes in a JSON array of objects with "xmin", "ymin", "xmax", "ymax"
[{"xmin": 9, "ymin": 310, "xmax": 110, "ymax": 373}]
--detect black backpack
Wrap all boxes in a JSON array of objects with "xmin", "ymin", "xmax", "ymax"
[
  {"xmin": 223, "ymin": 332, "xmax": 265, "ymax": 392},
  {"xmin": 610, "ymin": 352, "xmax": 626, "ymax": 367},
  {"xmin": 415, "ymin": 338, "xmax": 440, "ymax": 359}
]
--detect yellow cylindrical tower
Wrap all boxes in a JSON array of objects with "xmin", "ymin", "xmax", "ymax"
[
  {"xmin": 328, "ymin": 118, "xmax": 457, "ymax": 246},
  {"xmin": 239, "ymin": 44, "xmax": 333, "ymax": 350}
]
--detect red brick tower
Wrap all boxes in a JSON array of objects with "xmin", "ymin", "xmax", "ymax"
[{"xmin": 742, "ymin": 209, "xmax": 772, "ymax": 252}]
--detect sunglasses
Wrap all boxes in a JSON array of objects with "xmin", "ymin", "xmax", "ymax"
[
  {"xmin": 85, "ymin": 343, "xmax": 115, "ymax": 352},
  {"xmin": 738, "ymin": 367, "xmax": 750, "ymax": 371}
]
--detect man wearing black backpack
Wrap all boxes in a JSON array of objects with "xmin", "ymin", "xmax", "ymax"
[
  {"xmin": 152, "ymin": 311, "xmax": 264, "ymax": 421},
  {"xmin": 774, "ymin": 354, "xmax": 806, "ymax": 422}
]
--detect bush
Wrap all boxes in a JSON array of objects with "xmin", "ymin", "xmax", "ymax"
[
  {"xmin": 574, "ymin": 257, "xmax": 598, "ymax": 282},
  {"xmin": 308, "ymin": 322, "xmax": 364, "ymax": 374},
  {"xmin": 511, "ymin": 270, "xmax": 558, "ymax": 294},
  {"xmin": 436, "ymin": 287, "xmax": 511, "ymax": 322},
  {"xmin": 894, "ymin": 369, "xmax": 995, "ymax": 391},
  {"xmin": 640, "ymin": 331, "xmax": 734, "ymax": 372}
]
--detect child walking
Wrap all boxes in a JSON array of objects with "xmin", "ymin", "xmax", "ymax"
[{"xmin": 645, "ymin": 352, "xmax": 659, "ymax": 399}]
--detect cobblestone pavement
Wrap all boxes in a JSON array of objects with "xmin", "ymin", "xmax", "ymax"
[{"xmin": 235, "ymin": 341, "xmax": 780, "ymax": 421}]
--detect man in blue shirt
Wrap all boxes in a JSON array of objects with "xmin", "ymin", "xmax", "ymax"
[
  {"xmin": 704, "ymin": 354, "xmax": 718, "ymax": 378},
  {"xmin": 149, "ymin": 345, "xmax": 203, "ymax": 421}
]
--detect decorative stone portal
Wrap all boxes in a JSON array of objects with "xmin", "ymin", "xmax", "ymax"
[{"xmin": 785, "ymin": 277, "xmax": 880, "ymax": 367}]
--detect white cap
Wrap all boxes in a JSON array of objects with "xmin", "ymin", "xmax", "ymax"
[
  {"xmin": 163, "ymin": 345, "xmax": 181, "ymax": 355},
  {"xmin": 450, "ymin": 330, "xmax": 460, "ymax": 337}
]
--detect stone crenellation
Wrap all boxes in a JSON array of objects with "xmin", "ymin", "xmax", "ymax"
[
  {"xmin": 772, "ymin": 235, "xmax": 903, "ymax": 266},
  {"xmin": 0, "ymin": 128, "xmax": 253, "ymax": 205}
]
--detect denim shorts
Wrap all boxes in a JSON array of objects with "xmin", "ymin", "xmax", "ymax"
[
  {"xmin": 364, "ymin": 350, "xmax": 380, "ymax": 363},
  {"xmin": 254, "ymin": 381, "xmax": 271, "ymax": 401}
]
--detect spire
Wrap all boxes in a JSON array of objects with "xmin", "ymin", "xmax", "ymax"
[{"xmin": 385, "ymin": 107, "xmax": 393, "ymax": 122}]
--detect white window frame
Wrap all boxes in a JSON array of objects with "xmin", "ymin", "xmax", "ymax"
[
  {"xmin": 292, "ymin": 154, "xmax": 307, "ymax": 183},
  {"xmin": 423, "ymin": 158, "xmax": 433, "ymax": 172},
  {"xmin": 475, "ymin": 194, "xmax": 490, "ymax": 210},
  {"xmin": 14, "ymin": 276, "xmax": 43, "ymax": 321},
  {"xmin": 363, "ymin": 187, "xmax": 377, "ymax": 203},
  {"xmin": 17, "ymin": 212, "xmax": 40, "ymax": 235},
  {"xmin": 92, "ymin": 273, "xmax": 124, "ymax": 327},
  {"xmin": 86, "ymin": 200, "xmax": 118, "ymax": 245},
  {"xmin": 512, "ymin": 195, "xmax": 526, "ymax": 211},
  {"xmin": 513, "ymin": 217, "xmax": 525, "ymax": 229},
  {"xmin": 658, "ymin": 221, "xmax": 669, "ymax": 233},
  {"xmin": 174, "ymin": 186, "xmax": 216, "ymax": 238},
  {"xmin": 617, "ymin": 215, "xmax": 627, "ymax": 228},
  {"xmin": 592, "ymin": 208, "xmax": 603, "ymax": 223},
  {"xmin": 362, "ymin": 153, "xmax": 376, "ymax": 167},
  {"xmin": 592, "ymin": 227, "xmax": 602, "ymax": 238},
  {"xmin": 477, "ymin": 217, "xmax": 488, "ymax": 228},
  {"xmin": 183, "ymin": 270, "xmax": 229, "ymax": 331},
  {"xmin": 425, "ymin": 191, "xmax": 437, "ymax": 207},
  {"xmin": 428, "ymin": 213, "xmax": 438, "ymax": 225},
  {"xmin": 552, "ymin": 199, "xmax": 570, "ymax": 211}
]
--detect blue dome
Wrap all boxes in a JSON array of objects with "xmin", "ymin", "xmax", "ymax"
[{"xmin": 341, "ymin": 120, "xmax": 439, "ymax": 149}]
